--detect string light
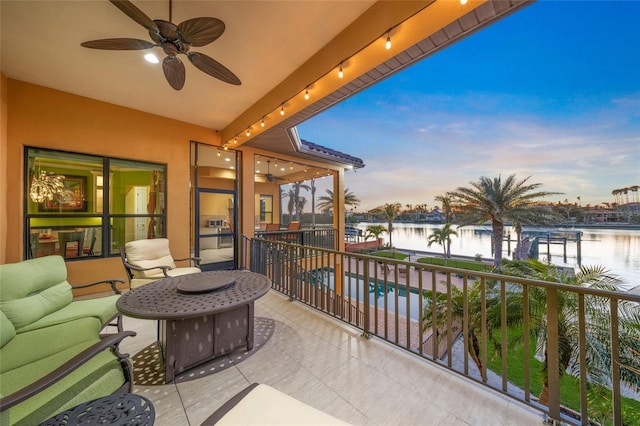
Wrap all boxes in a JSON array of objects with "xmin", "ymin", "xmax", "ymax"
[
  {"xmin": 223, "ymin": 145, "xmax": 228, "ymax": 151},
  {"xmin": 246, "ymin": 128, "xmax": 251, "ymax": 137},
  {"xmin": 233, "ymin": 21, "xmax": 407, "ymax": 143},
  {"xmin": 233, "ymin": 137, "xmax": 237, "ymax": 144}
]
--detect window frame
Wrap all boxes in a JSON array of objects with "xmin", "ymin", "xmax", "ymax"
[{"xmin": 24, "ymin": 147, "xmax": 167, "ymax": 261}]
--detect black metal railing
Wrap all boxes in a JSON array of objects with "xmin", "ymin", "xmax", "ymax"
[
  {"xmin": 254, "ymin": 228, "xmax": 336, "ymax": 251},
  {"xmin": 242, "ymin": 237, "xmax": 640, "ymax": 426}
]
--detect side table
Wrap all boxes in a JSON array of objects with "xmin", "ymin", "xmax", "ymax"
[{"xmin": 40, "ymin": 393, "xmax": 154, "ymax": 426}]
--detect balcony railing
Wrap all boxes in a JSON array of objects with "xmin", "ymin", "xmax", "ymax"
[
  {"xmin": 254, "ymin": 227, "xmax": 336, "ymax": 250},
  {"xmin": 242, "ymin": 236, "xmax": 640, "ymax": 426}
]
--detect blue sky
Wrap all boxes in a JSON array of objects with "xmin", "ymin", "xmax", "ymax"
[{"xmin": 297, "ymin": 1, "xmax": 640, "ymax": 211}]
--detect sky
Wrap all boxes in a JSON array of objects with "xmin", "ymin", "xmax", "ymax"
[{"xmin": 296, "ymin": 1, "xmax": 640, "ymax": 212}]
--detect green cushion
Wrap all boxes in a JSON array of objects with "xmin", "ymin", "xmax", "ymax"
[
  {"xmin": 3, "ymin": 351, "xmax": 125, "ymax": 425},
  {"xmin": 0, "ymin": 318, "xmax": 101, "ymax": 373},
  {"xmin": 0, "ymin": 311, "xmax": 16, "ymax": 349},
  {"xmin": 0, "ymin": 256, "xmax": 72, "ymax": 329},
  {"xmin": 16, "ymin": 295, "xmax": 120, "ymax": 333}
]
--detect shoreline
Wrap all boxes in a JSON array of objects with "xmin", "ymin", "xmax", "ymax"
[{"xmin": 354, "ymin": 221, "xmax": 640, "ymax": 231}]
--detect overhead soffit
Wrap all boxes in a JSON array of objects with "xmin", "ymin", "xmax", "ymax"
[{"xmin": 244, "ymin": 0, "xmax": 533, "ymax": 164}]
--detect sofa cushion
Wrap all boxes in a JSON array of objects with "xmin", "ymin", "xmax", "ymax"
[
  {"xmin": 0, "ymin": 311, "xmax": 16, "ymax": 349},
  {"xmin": 2, "ymin": 350, "xmax": 125, "ymax": 425},
  {"xmin": 0, "ymin": 317, "xmax": 102, "ymax": 373},
  {"xmin": 0, "ymin": 256, "xmax": 72, "ymax": 329},
  {"xmin": 16, "ymin": 295, "xmax": 120, "ymax": 333},
  {"xmin": 125, "ymin": 238, "xmax": 176, "ymax": 278}
]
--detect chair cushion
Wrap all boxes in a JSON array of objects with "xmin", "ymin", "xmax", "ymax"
[
  {"xmin": 130, "ymin": 267, "xmax": 201, "ymax": 289},
  {"xmin": 125, "ymin": 239, "xmax": 176, "ymax": 278},
  {"xmin": 0, "ymin": 311, "xmax": 16, "ymax": 349},
  {"xmin": 208, "ymin": 384, "xmax": 350, "ymax": 426}
]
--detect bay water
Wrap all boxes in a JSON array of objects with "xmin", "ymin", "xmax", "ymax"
[{"xmin": 354, "ymin": 223, "xmax": 640, "ymax": 290}]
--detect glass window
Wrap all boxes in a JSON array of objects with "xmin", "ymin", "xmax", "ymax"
[
  {"xmin": 25, "ymin": 147, "xmax": 166, "ymax": 260},
  {"xmin": 260, "ymin": 195, "xmax": 273, "ymax": 222}
]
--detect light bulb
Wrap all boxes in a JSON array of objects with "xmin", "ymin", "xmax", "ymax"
[
  {"xmin": 224, "ymin": 145, "xmax": 228, "ymax": 151},
  {"xmin": 460, "ymin": 0, "xmax": 468, "ymax": 4},
  {"xmin": 338, "ymin": 64, "xmax": 344, "ymax": 78},
  {"xmin": 246, "ymin": 129, "xmax": 250, "ymax": 137},
  {"xmin": 385, "ymin": 33, "xmax": 391, "ymax": 50},
  {"xmin": 233, "ymin": 138, "xmax": 237, "ymax": 144},
  {"xmin": 144, "ymin": 53, "xmax": 159, "ymax": 63},
  {"xmin": 280, "ymin": 105, "xmax": 285, "ymax": 115},
  {"xmin": 304, "ymin": 89, "xmax": 309, "ymax": 100},
  {"xmin": 261, "ymin": 118, "xmax": 265, "ymax": 127}
]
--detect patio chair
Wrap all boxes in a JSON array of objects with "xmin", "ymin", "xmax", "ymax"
[{"xmin": 120, "ymin": 238, "xmax": 201, "ymax": 289}]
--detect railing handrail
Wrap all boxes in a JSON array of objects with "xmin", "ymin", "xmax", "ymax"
[{"xmin": 250, "ymin": 238, "xmax": 640, "ymax": 302}]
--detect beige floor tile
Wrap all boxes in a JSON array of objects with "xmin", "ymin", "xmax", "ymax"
[{"xmin": 116, "ymin": 287, "xmax": 544, "ymax": 426}]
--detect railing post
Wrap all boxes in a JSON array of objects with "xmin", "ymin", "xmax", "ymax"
[
  {"xmin": 545, "ymin": 288, "xmax": 561, "ymax": 424},
  {"xmin": 288, "ymin": 245, "xmax": 295, "ymax": 301},
  {"xmin": 362, "ymin": 263, "xmax": 370, "ymax": 338}
]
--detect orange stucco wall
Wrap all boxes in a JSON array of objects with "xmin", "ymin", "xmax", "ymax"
[
  {"xmin": 4, "ymin": 78, "xmax": 220, "ymax": 284},
  {"xmin": 1, "ymin": 72, "xmax": 8, "ymax": 264}
]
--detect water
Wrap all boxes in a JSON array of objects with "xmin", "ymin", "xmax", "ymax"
[
  {"xmin": 313, "ymin": 268, "xmax": 421, "ymax": 320},
  {"xmin": 354, "ymin": 223, "xmax": 640, "ymax": 289}
]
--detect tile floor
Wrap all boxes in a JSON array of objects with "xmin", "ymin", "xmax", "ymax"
[{"xmin": 119, "ymin": 290, "xmax": 544, "ymax": 425}]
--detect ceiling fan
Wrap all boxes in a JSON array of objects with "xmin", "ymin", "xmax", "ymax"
[
  {"xmin": 264, "ymin": 161, "xmax": 284, "ymax": 183},
  {"xmin": 81, "ymin": 0, "xmax": 241, "ymax": 90}
]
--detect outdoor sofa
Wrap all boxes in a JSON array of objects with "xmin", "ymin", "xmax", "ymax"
[{"xmin": 0, "ymin": 256, "xmax": 135, "ymax": 425}]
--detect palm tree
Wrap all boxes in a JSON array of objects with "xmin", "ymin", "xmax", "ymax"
[
  {"xmin": 434, "ymin": 193, "xmax": 454, "ymax": 223},
  {"xmin": 316, "ymin": 188, "xmax": 361, "ymax": 213},
  {"xmin": 422, "ymin": 282, "xmax": 486, "ymax": 376},
  {"xmin": 448, "ymin": 175, "xmax": 560, "ymax": 267},
  {"xmin": 374, "ymin": 203, "xmax": 401, "ymax": 248},
  {"xmin": 292, "ymin": 182, "xmax": 310, "ymax": 221},
  {"xmin": 365, "ymin": 224, "xmax": 386, "ymax": 248},
  {"xmin": 427, "ymin": 223, "xmax": 458, "ymax": 261},
  {"xmin": 495, "ymin": 259, "xmax": 639, "ymax": 410},
  {"xmin": 423, "ymin": 259, "xmax": 639, "ymax": 422}
]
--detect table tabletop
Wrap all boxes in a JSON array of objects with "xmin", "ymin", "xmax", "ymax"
[{"xmin": 116, "ymin": 270, "xmax": 271, "ymax": 320}]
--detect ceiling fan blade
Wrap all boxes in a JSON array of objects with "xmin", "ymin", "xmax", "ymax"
[
  {"xmin": 178, "ymin": 18, "xmax": 225, "ymax": 47},
  {"xmin": 187, "ymin": 52, "xmax": 241, "ymax": 86},
  {"xmin": 81, "ymin": 38, "xmax": 155, "ymax": 50},
  {"xmin": 162, "ymin": 56, "xmax": 185, "ymax": 90},
  {"xmin": 109, "ymin": 0, "xmax": 158, "ymax": 33}
]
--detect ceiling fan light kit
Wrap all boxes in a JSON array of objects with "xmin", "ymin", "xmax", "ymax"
[{"xmin": 81, "ymin": 0, "xmax": 241, "ymax": 90}]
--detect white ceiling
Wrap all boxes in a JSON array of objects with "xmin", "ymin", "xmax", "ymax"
[{"xmin": 1, "ymin": 0, "xmax": 375, "ymax": 131}]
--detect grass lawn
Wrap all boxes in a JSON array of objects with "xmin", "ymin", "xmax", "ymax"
[
  {"xmin": 417, "ymin": 256, "xmax": 491, "ymax": 272},
  {"xmin": 371, "ymin": 250, "xmax": 408, "ymax": 260},
  {"xmin": 486, "ymin": 327, "xmax": 640, "ymax": 425}
]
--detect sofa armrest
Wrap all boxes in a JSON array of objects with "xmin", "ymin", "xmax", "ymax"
[
  {"xmin": 174, "ymin": 256, "xmax": 201, "ymax": 268},
  {"xmin": 71, "ymin": 279, "xmax": 126, "ymax": 295},
  {"xmin": 0, "ymin": 331, "xmax": 136, "ymax": 412}
]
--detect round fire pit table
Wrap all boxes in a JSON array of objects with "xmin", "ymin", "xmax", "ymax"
[{"xmin": 117, "ymin": 270, "xmax": 271, "ymax": 382}]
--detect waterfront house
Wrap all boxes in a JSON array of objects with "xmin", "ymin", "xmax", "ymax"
[{"xmin": 2, "ymin": 1, "xmax": 638, "ymax": 425}]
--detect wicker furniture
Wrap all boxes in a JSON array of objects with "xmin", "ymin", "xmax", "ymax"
[{"xmin": 116, "ymin": 270, "xmax": 271, "ymax": 382}]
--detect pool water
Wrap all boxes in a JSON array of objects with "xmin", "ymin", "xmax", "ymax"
[{"xmin": 308, "ymin": 268, "xmax": 423, "ymax": 321}]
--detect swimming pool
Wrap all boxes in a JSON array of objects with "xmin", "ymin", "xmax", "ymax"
[{"xmin": 308, "ymin": 268, "xmax": 422, "ymax": 321}]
